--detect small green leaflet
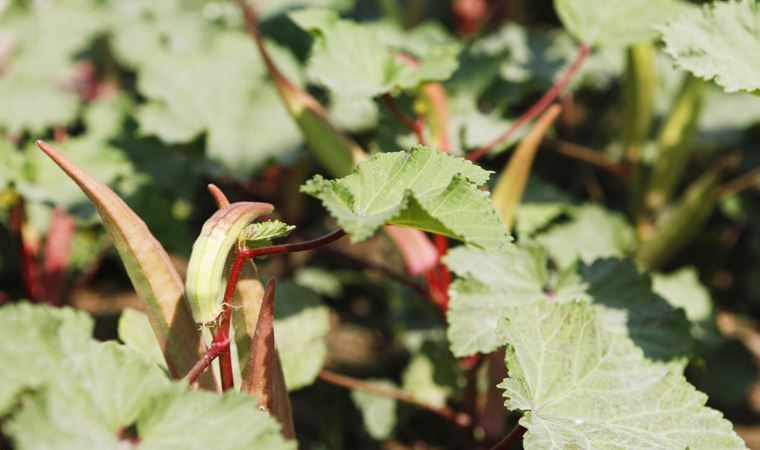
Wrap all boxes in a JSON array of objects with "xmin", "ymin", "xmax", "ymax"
[
  {"xmin": 290, "ymin": 9, "xmax": 459, "ymax": 98},
  {"xmin": 497, "ymin": 301, "xmax": 745, "ymax": 450},
  {"xmin": 554, "ymin": 0, "xmax": 692, "ymax": 48},
  {"xmin": 351, "ymin": 379, "xmax": 398, "ymax": 440},
  {"xmin": 239, "ymin": 220, "xmax": 296, "ymax": 250},
  {"xmin": 445, "ymin": 244, "xmax": 692, "ymax": 361},
  {"xmin": 301, "ymin": 146, "xmax": 510, "ymax": 247},
  {"xmin": 660, "ymin": 0, "xmax": 760, "ymax": 94},
  {"xmin": 0, "ymin": 304, "xmax": 294, "ymax": 450}
]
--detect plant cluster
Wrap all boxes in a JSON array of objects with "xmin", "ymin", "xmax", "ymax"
[{"xmin": 1, "ymin": 0, "xmax": 760, "ymax": 449}]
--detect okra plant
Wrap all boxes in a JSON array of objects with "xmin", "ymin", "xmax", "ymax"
[{"xmin": 1, "ymin": 0, "xmax": 759, "ymax": 449}]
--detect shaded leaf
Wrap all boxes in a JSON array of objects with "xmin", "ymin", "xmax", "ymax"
[{"xmin": 445, "ymin": 244, "xmax": 692, "ymax": 361}]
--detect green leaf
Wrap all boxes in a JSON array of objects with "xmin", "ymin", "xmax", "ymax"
[
  {"xmin": 137, "ymin": 387, "xmax": 294, "ymax": 449},
  {"xmin": 350, "ymin": 379, "xmax": 397, "ymax": 440},
  {"xmin": 514, "ymin": 177, "xmax": 575, "ymax": 237},
  {"xmin": 445, "ymin": 244, "xmax": 583, "ymax": 356},
  {"xmin": 0, "ymin": 80, "xmax": 79, "ymax": 135},
  {"xmin": 1, "ymin": 304, "xmax": 295, "ymax": 450},
  {"xmin": 497, "ymin": 301, "xmax": 745, "ymax": 450},
  {"xmin": 274, "ymin": 282, "xmax": 330, "ymax": 390},
  {"xmin": 132, "ymin": 31, "xmax": 304, "ymax": 180},
  {"xmin": 118, "ymin": 308, "xmax": 167, "ymax": 369},
  {"xmin": 301, "ymin": 146, "xmax": 509, "ymax": 247},
  {"xmin": 535, "ymin": 203, "xmax": 636, "ymax": 268},
  {"xmin": 0, "ymin": 2, "xmax": 107, "ymax": 133},
  {"xmin": 445, "ymin": 244, "xmax": 692, "ymax": 361},
  {"xmin": 292, "ymin": 10, "xmax": 459, "ymax": 98},
  {"xmin": 554, "ymin": 0, "xmax": 691, "ymax": 48},
  {"xmin": 0, "ymin": 303, "xmax": 93, "ymax": 416},
  {"xmin": 401, "ymin": 342, "xmax": 457, "ymax": 408},
  {"xmin": 239, "ymin": 220, "xmax": 296, "ymax": 250},
  {"xmin": 660, "ymin": 0, "xmax": 760, "ymax": 94}
]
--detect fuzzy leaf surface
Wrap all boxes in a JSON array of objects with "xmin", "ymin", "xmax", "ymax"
[
  {"xmin": 302, "ymin": 147, "xmax": 509, "ymax": 247},
  {"xmin": 497, "ymin": 301, "xmax": 745, "ymax": 449}
]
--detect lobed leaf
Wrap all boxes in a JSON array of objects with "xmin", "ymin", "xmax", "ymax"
[
  {"xmin": 301, "ymin": 146, "xmax": 509, "ymax": 248},
  {"xmin": 0, "ymin": 304, "xmax": 295, "ymax": 450},
  {"xmin": 498, "ymin": 301, "xmax": 745, "ymax": 449},
  {"xmin": 291, "ymin": 9, "xmax": 459, "ymax": 98}
]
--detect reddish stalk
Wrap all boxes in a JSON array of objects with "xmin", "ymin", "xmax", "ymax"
[
  {"xmin": 318, "ymin": 369, "xmax": 471, "ymax": 427},
  {"xmin": 42, "ymin": 208, "xmax": 75, "ymax": 304},
  {"xmin": 185, "ymin": 336, "xmax": 231, "ymax": 386},
  {"xmin": 381, "ymin": 93, "xmax": 427, "ymax": 146},
  {"xmin": 238, "ymin": 228, "xmax": 346, "ymax": 259},
  {"xmin": 719, "ymin": 167, "xmax": 760, "ymax": 199},
  {"xmin": 467, "ymin": 43, "xmax": 591, "ymax": 162},
  {"xmin": 10, "ymin": 200, "xmax": 44, "ymax": 302},
  {"xmin": 489, "ymin": 425, "xmax": 527, "ymax": 450}
]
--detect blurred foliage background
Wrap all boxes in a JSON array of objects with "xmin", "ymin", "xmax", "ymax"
[{"xmin": 1, "ymin": 0, "xmax": 760, "ymax": 448}]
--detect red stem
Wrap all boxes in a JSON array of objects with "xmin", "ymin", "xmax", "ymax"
[
  {"xmin": 381, "ymin": 93, "xmax": 427, "ymax": 146},
  {"xmin": 238, "ymin": 228, "xmax": 346, "ymax": 259},
  {"xmin": 489, "ymin": 425, "xmax": 527, "ymax": 450},
  {"xmin": 318, "ymin": 369, "xmax": 471, "ymax": 427},
  {"xmin": 467, "ymin": 43, "xmax": 591, "ymax": 162},
  {"xmin": 42, "ymin": 207, "xmax": 75, "ymax": 305}
]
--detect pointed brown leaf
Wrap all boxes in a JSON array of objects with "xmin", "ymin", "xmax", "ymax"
[
  {"xmin": 242, "ymin": 278, "xmax": 295, "ymax": 439},
  {"xmin": 491, "ymin": 105, "xmax": 562, "ymax": 231},
  {"xmin": 36, "ymin": 140, "xmax": 211, "ymax": 386}
]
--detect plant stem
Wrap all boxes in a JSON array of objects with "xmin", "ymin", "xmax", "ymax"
[
  {"xmin": 238, "ymin": 229, "xmax": 346, "ymax": 259},
  {"xmin": 318, "ymin": 369, "xmax": 471, "ymax": 427},
  {"xmin": 467, "ymin": 43, "xmax": 591, "ymax": 162},
  {"xmin": 381, "ymin": 93, "xmax": 427, "ymax": 146},
  {"xmin": 216, "ymin": 250, "xmax": 248, "ymax": 391},
  {"xmin": 546, "ymin": 139, "xmax": 631, "ymax": 178},
  {"xmin": 325, "ymin": 247, "xmax": 432, "ymax": 300},
  {"xmin": 719, "ymin": 167, "xmax": 760, "ymax": 199},
  {"xmin": 9, "ymin": 199, "xmax": 44, "ymax": 302},
  {"xmin": 185, "ymin": 336, "xmax": 230, "ymax": 386},
  {"xmin": 489, "ymin": 425, "xmax": 527, "ymax": 450}
]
